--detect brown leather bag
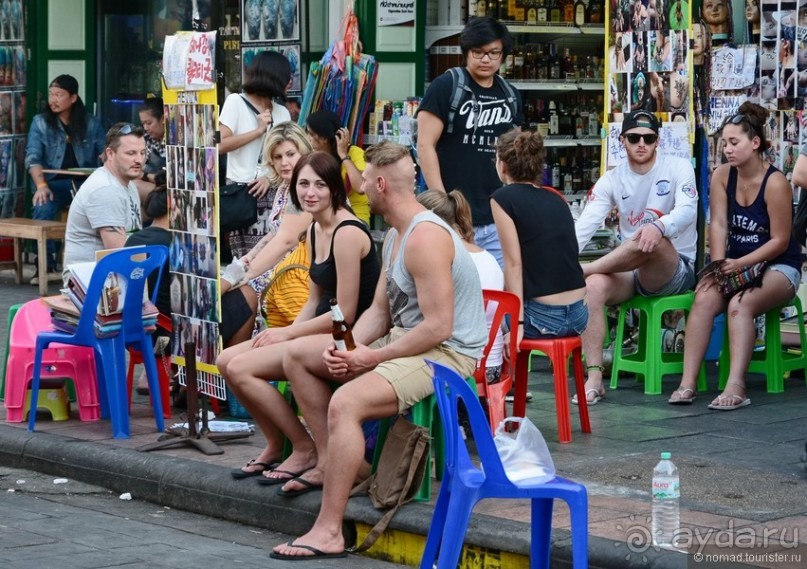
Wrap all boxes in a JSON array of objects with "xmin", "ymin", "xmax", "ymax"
[{"xmin": 349, "ymin": 416, "xmax": 430, "ymax": 552}]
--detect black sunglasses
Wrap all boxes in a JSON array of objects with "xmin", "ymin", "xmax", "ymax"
[
  {"xmin": 724, "ymin": 113, "xmax": 759, "ymax": 136},
  {"xmin": 624, "ymin": 133, "xmax": 658, "ymax": 145}
]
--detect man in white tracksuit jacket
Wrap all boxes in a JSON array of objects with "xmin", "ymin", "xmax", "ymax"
[{"xmin": 574, "ymin": 110, "xmax": 698, "ymax": 406}]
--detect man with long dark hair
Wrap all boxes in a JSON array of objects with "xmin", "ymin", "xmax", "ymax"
[{"xmin": 24, "ymin": 74, "xmax": 105, "ymax": 284}]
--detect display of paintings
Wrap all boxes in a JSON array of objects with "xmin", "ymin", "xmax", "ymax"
[
  {"xmin": 163, "ymin": 97, "xmax": 223, "ymax": 389},
  {"xmin": 242, "ymin": 0, "xmax": 299, "ymax": 42},
  {"xmin": 242, "ymin": 43, "xmax": 302, "ymax": 93}
]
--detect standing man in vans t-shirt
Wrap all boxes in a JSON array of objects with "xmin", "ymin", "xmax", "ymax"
[{"xmin": 417, "ymin": 16, "xmax": 523, "ymax": 268}]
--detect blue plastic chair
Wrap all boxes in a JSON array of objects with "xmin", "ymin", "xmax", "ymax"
[
  {"xmin": 422, "ymin": 360, "xmax": 588, "ymax": 569},
  {"xmin": 28, "ymin": 246, "xmax": 169, "ymax": 438}
]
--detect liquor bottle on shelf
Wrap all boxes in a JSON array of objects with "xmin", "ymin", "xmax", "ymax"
[
  {"xmin": 548, "ymin": 100, "xmax": 559, "ymax": 135},
  {"xmin": 574, "ymin": 0, "xmax": 586, "ymax": 26},
  {"xmin": 551, "ymin": 157, "xmax": 561, "ymax": 188},
  {"xmin": 536, "ymin": 0, "xmax": 547, "ymax": 23},
  {"xmin": 561, "ymin": 0, "xmax": 574, "ymax": 23},
  {"xmin": 548, "ymin": 44, "xmax": 561, "ymax": 79},
  {"xmin": 559, "ymin": 103, "xmax": 572, "ymax": 136},
  {"xmin": 524, "ymin": 44, "xmax": 536, "ymax": 79},
  {"xmin": 588, "ymin": 0, "xmax": 603, "ymax": 24},
  {"xmin": 549, "ymin": 0, "xmax": 561, "ymax": 23}
]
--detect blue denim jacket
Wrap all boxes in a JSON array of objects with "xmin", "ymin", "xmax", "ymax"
[{"xmin": 24, "ymin": 113, "xmax": 106, "ymax": 175}]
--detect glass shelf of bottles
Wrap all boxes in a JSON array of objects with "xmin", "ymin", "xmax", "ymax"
[
  {"xmin": 510, "ymin": 79, "xmax": 604, "ymax": 91},
  {"xmin": 542, "ymin": 136, "xmax": 601, "ymax": 147},
  {"xmin": 425, "ymin": 22, "xmax": 604, "ymax": 47}
]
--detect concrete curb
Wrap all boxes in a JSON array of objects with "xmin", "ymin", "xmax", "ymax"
[{"xmin": 0, "ymin": 424, "xmax": 696, "ymax": 568}]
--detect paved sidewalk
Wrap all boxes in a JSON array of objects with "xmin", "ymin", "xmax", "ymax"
[{"xmin": 2, "ymin": 266, "xmax": 807, "ymax": 568}]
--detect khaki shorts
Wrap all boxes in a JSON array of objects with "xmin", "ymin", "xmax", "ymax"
[{"xmin": 369, "ymin": 327, "xmax": 478, "ymax": 413}]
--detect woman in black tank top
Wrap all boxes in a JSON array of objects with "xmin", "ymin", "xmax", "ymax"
[
  {"xmin": 669, "ymin": 102, "xmax": 801, "ymax": 410},
  {"xmin": 217, "ymin": 151, "xmax": 380, "ymax": 483}
]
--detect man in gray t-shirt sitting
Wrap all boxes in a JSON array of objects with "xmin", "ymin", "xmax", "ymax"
[
  {"xmin": 62, "ymin": 123, "xmax": 145, "ymax": 282},
  {"xmin": 271, "ymin": 141, "xmax": 487, "ymax": 561}
]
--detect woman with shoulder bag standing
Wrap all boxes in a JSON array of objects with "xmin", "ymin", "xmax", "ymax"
[
  {"xmin": 219, "ymin": 50, "xmax": 292, "ymax": 260},
  {"xmin": 669, "ymin": 102, "xmax": 802, "ymax": 410}
]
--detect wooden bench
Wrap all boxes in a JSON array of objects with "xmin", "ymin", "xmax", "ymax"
[{"xmin": 0, "ymin": 218, "xmax": 67, "ymax": 296}]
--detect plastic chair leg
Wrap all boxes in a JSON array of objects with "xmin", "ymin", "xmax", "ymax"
[
  {"xmin": 27, "ymin": 342, "xmax": 47, "ymax": 433},
  {"xmin": 419, "ymin": 479, "xmax": 451, "ymax": 569},
  {"xmin": 513, "ymin": 349, "xmax": 531, "ymax": 418},
  {"xmin": 435, "ymin": 488, "xmax": 476, "ymax": 569},
  {"xmin": 97, "ymin": 338, "xmax": 133, "ymax": 439},
  {"xmin": 530, "ymin": 498, "xmax": 554, "ymax": 569},
  {"xmin": 549, "ymin": 347, "xmax": 573, "ymax": 444},
  {"xmin": 571, "ymin": 346, "xmax": 591, "ymax": 434},
  {"xmin": 567, "ymin": 488, "xmax": 590, "ymax": 569}
]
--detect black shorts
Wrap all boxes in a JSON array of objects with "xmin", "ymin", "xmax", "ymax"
[{"xmin": 219, "ymin": 289, "xmax": 255, "ymax": 343}]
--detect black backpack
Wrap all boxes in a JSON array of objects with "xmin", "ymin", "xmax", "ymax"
[{"xmin": 445, "ymin": 67, "xmax": 520, "ymax": 134}]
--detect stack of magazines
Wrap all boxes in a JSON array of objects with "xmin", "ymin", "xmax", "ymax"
[{"xmin": 43, "ymin": 261, "xmax": 158, "ymax": 337}]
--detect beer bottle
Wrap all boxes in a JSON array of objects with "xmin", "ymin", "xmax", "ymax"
[{"xmin": 330, "ymin": 299, "xmax": 356, "ymax": 351}]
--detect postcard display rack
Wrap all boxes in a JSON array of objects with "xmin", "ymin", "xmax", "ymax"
[
  {"xmin": 0, "ymin": 0, "xmax": 26, "ymax": 220},
  {"xmin": 603, "ymin": 2, "xmax": 695, "ymax": 170},
  {"xmin": 427, "ymin": 0, "xmax": 608, "ymax": 203},
  {"xmin": 699, "ymin": 0, "xmax": 806, "ymax": 188},
  {"xmin": 161, "ymin": 32, "xmax": 227, "ymax": 404}
]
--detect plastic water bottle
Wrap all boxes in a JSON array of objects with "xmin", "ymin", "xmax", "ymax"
[{"xmin": 651, "ymin": 452, "xmax": 680, "ymax": 547}]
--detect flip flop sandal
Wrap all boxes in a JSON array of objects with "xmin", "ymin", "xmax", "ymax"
[
  {"xmin": 572, "ymin": 388, "xmax": 604, "ymax": 406},
  {"xmin": 668, "ymin": 387, "xmax": 696, "ymax": 405},
  {"xmin": 230, "ymin": 459, "xmax": 279, "ymax": 480},
  {"xmin": 708, "ymin": 394, "xmax": 751, "ymax": 411},
  {"xmin": 269, "ymin": 540, "xmax": 347, "ymax": 560},
  {"xmin": 256, "ymin": 469, "xmax": 305, "ymax": 485},
  {"xmin": 276, "ymin": 476, "xmax": 323, "ymax": 497}
]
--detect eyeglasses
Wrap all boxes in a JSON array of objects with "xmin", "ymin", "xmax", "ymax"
[
  {"xmin": 118, "ymin": 123, "xmax": 135, "ymax": 135},
  {"xmin": 469, "ymin": 48, "xmax": 503, "ymax": 61},
  {"xmin": 624, "ymin": 133, "xmax": 658, "ymax": 145}
]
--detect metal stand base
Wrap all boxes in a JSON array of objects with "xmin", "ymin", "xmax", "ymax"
[{"xmin": 137, "ymin": 342, "xmax": 252, "ymax": 455}]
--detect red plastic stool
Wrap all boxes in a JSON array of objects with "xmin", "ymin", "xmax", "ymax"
[{"xmin": 515, "ymin": 336, "xmax": 591, "ymax": 444}]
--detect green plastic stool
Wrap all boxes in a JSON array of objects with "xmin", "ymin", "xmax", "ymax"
[
  {"xmin": 716, "ymin": 296, "xmax": 807, "ymax": 393},
  {"xmin": 372, "ymin": 377, "xmax": 478, "ymax": 502},
  {"xmin": 610, "ymin": 292, "xmax": 707, "ymax": 395},
  {"xmin": 1, "ymin": 303, "xmax": 23, "ymax": 402}
]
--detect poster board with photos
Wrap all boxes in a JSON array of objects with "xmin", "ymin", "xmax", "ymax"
[
  {"xmin": 702, "ymin": 0, "xmax": 806, "ymax": 185},
  {"xmin": 605, "ymin": 0, "xmax": 695, "ymax": 169},
  {"xmin": 0, "ymin": 0, "xmax": 26, "ymax": 219},
  {"xmin": 163, "ymin": 72, "xmax": 226, "ymax": 401}
]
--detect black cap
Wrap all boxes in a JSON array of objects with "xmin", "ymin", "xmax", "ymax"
[
  {"xmin": 621, "ymin": 110, "xmax": 660, "ymax": 135},
  {"xmin": 50, "ymin": 74, "xmax": 79, "ymax": 95}
]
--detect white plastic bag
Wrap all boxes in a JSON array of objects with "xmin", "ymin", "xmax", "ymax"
[{"xmin": 493, "ymin": 416, "xmax": 556, "ymax": 484}]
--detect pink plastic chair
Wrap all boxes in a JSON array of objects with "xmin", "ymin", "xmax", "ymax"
[{"xmin": 4, "ymin": 299, "xmax": 100, "ymax": 422}]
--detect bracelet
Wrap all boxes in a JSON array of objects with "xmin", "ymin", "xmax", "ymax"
[
  {"xmin": 649, "ymin": 222, "xmax": 664, "ymax": 237},
  {"xmin": 341, "ymin": 156, "xmax": 351, "ymax": 162},
  {"xmin": 36, "ymin": 182, "xmax": 48, "ymax": 190}
]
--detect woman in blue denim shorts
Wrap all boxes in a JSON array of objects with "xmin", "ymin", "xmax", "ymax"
[
  {"xmin": 669, "ymin": 102, "xmax": 802, "ymax": 410},
  {"xmin": 491, "ymin": 129, "xmax": 588, "ymax": 351}
]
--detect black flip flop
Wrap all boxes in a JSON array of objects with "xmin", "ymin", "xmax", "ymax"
[
  {"xmin": 276, "ymin": 476, "xmax": 323, "ymax": 497},
  {"xmin": 256, "ymin": 469, "xmax": 305, "ymax": 486},
  {"xmin": 230, "ymin": 460, "xmax": 279, "ymax": 480},
  {"xmin": 269, "ymin": 541, "xmax": 347, "ymax": 560}
]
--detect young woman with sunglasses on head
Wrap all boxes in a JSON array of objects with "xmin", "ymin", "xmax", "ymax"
[
  {"xmin": 669, "ymin": 102, "xmax": 802, "ymax": 410},
  {"xmin": 574, "ymin": 110, "xmax": 698, "ymax": 405}
]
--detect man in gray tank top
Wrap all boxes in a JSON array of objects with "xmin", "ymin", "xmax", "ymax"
[{"xmin": 272, "ymin": 141, "xmax": 486, "ymax": 560}]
